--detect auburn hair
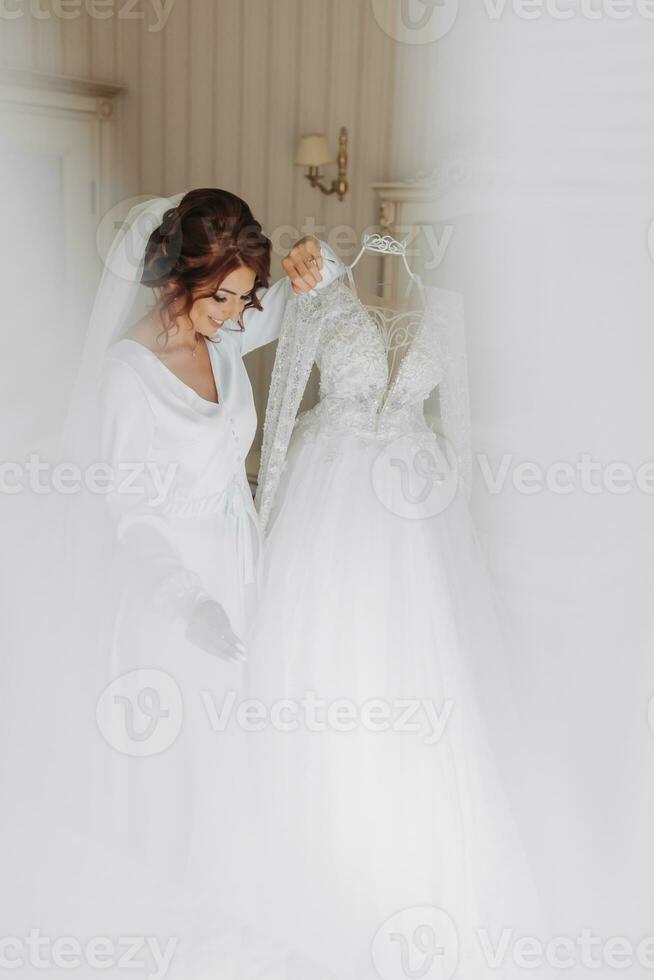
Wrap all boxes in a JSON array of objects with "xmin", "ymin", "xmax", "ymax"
[{"xmin": 141, "ymin": 188, "xmax": 272, "ymax": 344}]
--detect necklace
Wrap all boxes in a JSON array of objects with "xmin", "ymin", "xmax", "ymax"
[{"xmin": 157, "ymin": 332, "xmax": 202, "ymax": 360}]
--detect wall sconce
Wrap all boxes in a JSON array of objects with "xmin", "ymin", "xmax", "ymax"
[{"xmin": 295, "ymin": 127, "xmax": 349, "ymax": 201}]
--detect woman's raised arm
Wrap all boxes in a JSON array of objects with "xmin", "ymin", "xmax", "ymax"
[{"xmin": 240, "ymin": 237, "xmax": 344, "ymax": 356}]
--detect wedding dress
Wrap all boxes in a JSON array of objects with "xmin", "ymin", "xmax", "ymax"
[{"xmin": 236, "ymin": 262, "xmax": 545, "ymax": 980}]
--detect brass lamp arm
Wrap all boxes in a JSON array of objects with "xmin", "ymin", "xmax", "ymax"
[{"xmin": 303, "ymin": 127, "xmax": 349, "ymax": 202}]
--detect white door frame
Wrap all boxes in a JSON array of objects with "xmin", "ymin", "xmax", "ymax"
[
  {"xmin": 0, "ymin": 64, "xmax": 123, "ymax": 218},
  {"xmin": 0, "ymin": 65, "xmax": 125, "ymax": 443}
]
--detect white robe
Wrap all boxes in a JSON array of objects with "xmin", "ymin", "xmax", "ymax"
[{"xmin": 93, "ymin": 241, "xmax": 344, "ymax": 944}]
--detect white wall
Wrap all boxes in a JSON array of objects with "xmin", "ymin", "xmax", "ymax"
[{"xmin": 389, "ymin": 5, "xmax": 654, "ymax": 943}]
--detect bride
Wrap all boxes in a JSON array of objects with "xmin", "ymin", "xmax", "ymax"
[
  {"xmin": 60, "ymin": 188, "xmax": 343, "ymax": 960},
  {"xmin": 93, "ymin": 188, "xmax": 340, "ymax": 655},
  {"xmin": 239, "ymin": 237, "xmax": 545, "ymax": 980}
]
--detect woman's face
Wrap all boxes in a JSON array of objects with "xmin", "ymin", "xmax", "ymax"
[{"xmin": 190, "ymin": 264, "xmax": 257, "ymax": 338}]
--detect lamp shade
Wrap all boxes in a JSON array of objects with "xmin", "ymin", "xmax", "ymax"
[{"xmin": 295, "ymin": 133, "xmax": 333, "ymax": 167}]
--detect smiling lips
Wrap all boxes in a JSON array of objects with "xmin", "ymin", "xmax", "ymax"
[{"xmin": 209, "ymin": 316, "xmax": 225, "ymax": 328}]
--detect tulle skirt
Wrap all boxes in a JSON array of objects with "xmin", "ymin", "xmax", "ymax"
[{"xmin": 233, "ymin": 423, "xmax": 547, "ymax": 980}]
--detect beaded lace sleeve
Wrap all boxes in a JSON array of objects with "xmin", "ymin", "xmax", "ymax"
[{"xmin": 255, "ymin": 284, "xmax": 336, "ymax": 530}]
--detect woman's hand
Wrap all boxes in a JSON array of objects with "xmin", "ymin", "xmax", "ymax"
[
  {"xmin": 185, "ymin": 598, "xmax": 246, "ymax": 664},
  {"xmin": 282, "ymin": 236, "xmax": 324, "ymax": 294}
]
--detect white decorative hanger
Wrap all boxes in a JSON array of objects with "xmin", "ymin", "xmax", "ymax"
[{"xmin": 346, "ymin": 233, "xmax": 425, "ymax": 299}]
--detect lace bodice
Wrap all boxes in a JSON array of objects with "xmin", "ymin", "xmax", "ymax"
[
  {"xmin": 256, "ymin": 275, "xmax": 471, "ymax": 529},
  {"xmin": 302, "ymin": 281, "xmax": 445, "ymax": 439}
]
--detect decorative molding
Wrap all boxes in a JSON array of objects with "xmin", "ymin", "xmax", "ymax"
[
  {"xmin": 379, "ymin": 199, "xmax": 396, "ymax": 230},
  {"xmin": 372, "ymin": 179, "xmax": 440, "ymax": 204},
  {"xmin": 373, "ymin": 160, "xmax": 470, "ymax": 207},
  {"xmin": 0, "ymin": 84, "xmax": 95, "ymax": 115},
  {"xmin": 0, "ymin": 65, "xmax": 123, "ymax": 99},
  {"xmin": 0, "ymin": 73, "xmax": 122, "ymax": 122},
  {"xmin": 96, "ymin": 97, "xmax": 114, "ymax": 121},
  {"xmin": 403, "ymin": 158, "xmax": 471, "ymax": 188}
]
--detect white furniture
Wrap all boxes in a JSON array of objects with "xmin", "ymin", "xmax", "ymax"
[{"xmin": 371, "ymin": 167, "xmax": 465, "ymax": 297}]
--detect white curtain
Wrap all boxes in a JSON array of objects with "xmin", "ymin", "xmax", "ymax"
[{"xmin": 390, "ymin": 0, "xmax": 654, "ymax": 951}]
